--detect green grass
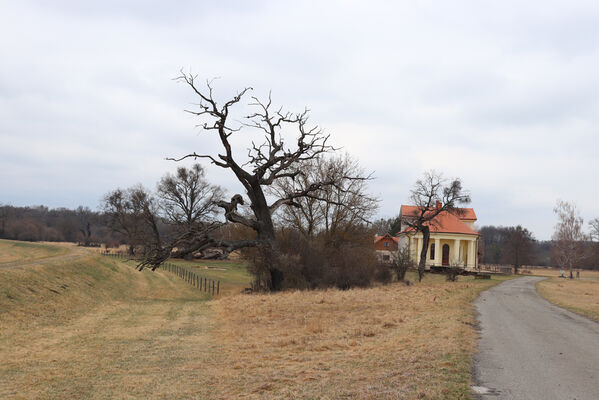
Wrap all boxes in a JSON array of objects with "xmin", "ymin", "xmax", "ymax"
[{"xmin": 168, "ymin": 258, "xmax": 252, "ymax": 293}]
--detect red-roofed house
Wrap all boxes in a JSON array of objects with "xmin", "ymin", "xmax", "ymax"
[
  {"xmin": 373, "ymin": 233, "xmax": 401, "ymax": 263},
  {"xmin": 399, "ymin": 204, "xmax": 479, "ymax": 269}
]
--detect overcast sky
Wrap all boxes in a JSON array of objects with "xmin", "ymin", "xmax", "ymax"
[{"xmin": 2, "ymin": 0, "xmax": 599, "ymax": 240}]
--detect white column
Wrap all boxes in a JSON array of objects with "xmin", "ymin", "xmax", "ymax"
[
  {"xmin": 453, "ymin": 239, "xmax": 461, "ymax": 266},
  {"xmin": 467, "ymin": 240, "xmax": 475, "ymax": 268},
  {"xmin": 416, "ymin": 236, "xmax": 422, "ymax": 262},
  {"xmin": 411, "ymin": 237, "xmax": 417, "ymax": 262},
  {"xmin": 434, "ymin": 238, "xmax": 441, "ymax": 266}
]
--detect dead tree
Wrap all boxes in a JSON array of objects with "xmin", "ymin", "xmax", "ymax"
[
  {"xmin": 145, "ymin": 73, "xmax": 373, "ymax": 291},
  {"xmin": 401, "ymin": 171, "xmax": 471, "ymax": 281}
]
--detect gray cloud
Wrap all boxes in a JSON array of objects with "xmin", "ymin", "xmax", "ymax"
[{"xmin": 2, "ymin": 0, "xmax": 599, "ymax": 239}]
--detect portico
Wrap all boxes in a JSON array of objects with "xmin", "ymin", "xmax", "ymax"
[
  {"xmin": 408, "ymin": 232, "xmax": 478, "ymax": 268},
  {"xmin": 399, "ymin": 204, "xmax": 479, "ymax": 270}
]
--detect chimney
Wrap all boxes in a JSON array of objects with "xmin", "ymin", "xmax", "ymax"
[{"xmin": 436, "ymin": 200, "xmax": 442, "ymax": 209}]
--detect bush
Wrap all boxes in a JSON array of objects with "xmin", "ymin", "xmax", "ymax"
[
  {"xmin": 245, "ymin": 229, "xmax": 379, "ymax": 291},
  {"xmin": 390, "ymin": 246, "xmax": 413, "ymax": 282}
]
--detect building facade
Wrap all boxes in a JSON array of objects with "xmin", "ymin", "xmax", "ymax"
[{"xmin": 399, "ymin": 204, "xmax": 479, "ymax": 269}]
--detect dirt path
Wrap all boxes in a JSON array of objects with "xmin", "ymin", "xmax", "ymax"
[{"xmin": 473, "ymin": 276, "xmax": 599, "ymax": 400}]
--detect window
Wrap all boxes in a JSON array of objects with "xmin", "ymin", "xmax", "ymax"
[
  {"xmin": 430, "ymin": 243, "xmax": 435, "ymax": 260},
  {"xmin": 384, "ymin": 242, "xmax": 390, "ymax": 247}
]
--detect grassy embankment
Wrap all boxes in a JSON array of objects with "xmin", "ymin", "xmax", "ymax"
[
  {"xmin": 533, "ymin": 268, "xmax": 599, "ymax": 321},
  {"xmin": 1, "ymin": 239, "xmax": 512, "ymax": 399},
  {"xmin": 0, "ymin": 239, "xmax": 213, "ymax": 399},
  {"xmin": 0, "ymin": 239, "xmax": 68, "ymax": 264}
]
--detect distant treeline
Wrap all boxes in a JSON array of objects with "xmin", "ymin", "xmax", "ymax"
[
  {"xmin": 479, "ymin": 225, "xmax": 598, "ymax": 270},
  {"xmin": 0, "ymin": 205, "xmax": 118, "ymax": 245}
]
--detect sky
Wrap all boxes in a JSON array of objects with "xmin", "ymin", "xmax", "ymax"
[{"xmin": 1, "ymin": 0, "xmax": 599, "ymax": 240}]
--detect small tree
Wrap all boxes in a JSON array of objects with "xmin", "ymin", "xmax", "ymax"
[
  {"xmin": 552, "ymin": 200, "xmax": 587, "ymax": 279},
  {"xmin": 401, "ymin": 171, "xmax": 471, "ymax": 281},
  {"xmin": 390, "ymin": 246, "xmax": 413, "ymax": 282},
  {"xmin": 502, "ymin": 225, "xmax": 535, "ymax": 274}
]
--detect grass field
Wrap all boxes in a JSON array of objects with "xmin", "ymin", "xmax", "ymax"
[
  {"xmin": 171, "ymin": 258, "xmax": 252, "ymax": 295},
  {"xmin": 0, "ymin": 239, "xmax": 68, "ymax": 264},
  {"xmin": 1, "ymin": 240, "xmax": 512, "ymax": 399},
  {"xmin": 535, "ymin": 269, "xmax": 599, "ymax": 321}
]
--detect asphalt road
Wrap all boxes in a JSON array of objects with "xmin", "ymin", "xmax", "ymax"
[{"xmin": 473, "ymin": 276, "xmax": 599, "ymax": 400}]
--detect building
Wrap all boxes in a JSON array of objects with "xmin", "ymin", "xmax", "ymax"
[
  {"xmin": 373, "ymin": 233, "xmax": 400, "ymax": 263},
  {"xmin": 399, "ymin": 203, "xmax": 479, "ymax": 269}
]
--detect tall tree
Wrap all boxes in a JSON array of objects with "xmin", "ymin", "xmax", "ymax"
[
  {"xmin": 157, "ymin": 164, "xmax": 223, "ymax": 228},
  {"xmin": 401, "ymin": 171, "xmax": 471, "ymax": 281},
  {"xmin": 141, "ymin": 74, "xmax": 371, "ymax": 290},
  {"xmin": 270, "ymin": 154, "xmax": 377, "ymax": 240},
  {"xmin": 552, "ymin": 200, "xmax": 587, "ymax": 279},
  {"xmin": 502, "ymin": 225, "xmax": 535, "ymax": 274},
  {"xmin": 76, "ymin": 206, "xmax": 94, "ymax": 246},
  {"xmin": 156, "ymin": 164, "xmax": 225, "ymax": 259},
  {"xmin": 102, "ymin": 186, "xmax": 159, "ymax": 257}
]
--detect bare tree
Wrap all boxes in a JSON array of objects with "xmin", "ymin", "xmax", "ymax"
[
  {"xmin": 502, "ymin": 225, "xmax": 535, "ymax": 274},
  {"xmin": 589, "ymin": 218, "xmax": 599, "ymax": 241},
  {"xmin": 552, "ymin": 200, "xmax": 587, "ymax": 279},
  {"xmin": 149, "ymin": 74, "xmax": 372, "ymax": 290},
  {"xmin": 401, "ymin": 171, "xmax": 471, "ymax": 281},
  {"xmin": 76, "ymin": 206, "xmax": 93, "ymax": 246},
  {"xmin": 156, "ymin": 164, "xmax": 225, "ymax": 258},
  {"xmin": 0, "ymin": 205, "xmax": 11, "ymax": 238},
  {"xmin": 270, "ymin": 154, "xmax": 377, "ymax": 240},
  {"xmin": 102, "ymin": 186, "xmax": 160, "ymax": 257},
  {"xmin": 157, "ymin": 164, "xmax": 223, "ymax": 227}
]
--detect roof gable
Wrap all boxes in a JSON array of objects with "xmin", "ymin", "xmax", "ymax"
[{"xmin": 374, "ymin": 233, "xmax": 400, "ymax": 244}]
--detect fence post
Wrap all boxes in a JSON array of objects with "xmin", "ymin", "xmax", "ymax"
[{"xmin": 217, "ymin": 281, "xmax": 220, "ymax": 295}]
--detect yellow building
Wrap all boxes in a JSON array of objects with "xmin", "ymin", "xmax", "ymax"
[{"xmin": 399, "ymin": 204, "xmax": 479, "ymax": 269}]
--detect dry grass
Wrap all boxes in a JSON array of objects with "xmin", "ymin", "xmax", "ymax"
[
  {"xmin": 1, "ymin": 239, "xmax": 511, "ymax": 399},
  {"xmin": 536, "ymin": 273, "xmax": 599, "ymax": 321},
  {"xmin": 1, "ymin": 241, "xmax": 215, "ymax": 400},
  {"xmin": 0, "ymin": 240, "xmax": 68, "ymax": 263},
  {"xmin": 207, "ymin": 272, "xmax": 511, "ymax": 400},
  {"xmin": 524, "ymin": 267, "xmax": 599, "ymax": 279}
]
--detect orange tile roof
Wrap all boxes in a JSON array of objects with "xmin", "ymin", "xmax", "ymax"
[
  {"xmin": 400, "ymin": 205, "xmax": 477, "ymax": 221},
  {"xmin": 374, "ymin": 234, "xmax": 400, "ymax": 244},
  {"xmin": 400, "ymin": 205, "xmax": 479, "ymax": 235}
]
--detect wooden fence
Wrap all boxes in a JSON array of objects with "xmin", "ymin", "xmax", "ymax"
[
  {"xmin": 479, "ymin": 264, "xmax": 513, "ymax": 275},
  {"xmin": 102, "ymin": 252, "xmax": 220, "ymax": 295}
]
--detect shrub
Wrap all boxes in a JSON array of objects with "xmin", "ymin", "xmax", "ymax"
[{"xmin": 245, "ymin": 229, "xmax": 379, "ymax": 291}]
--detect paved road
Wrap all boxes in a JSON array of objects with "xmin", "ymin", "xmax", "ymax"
[{"xmin": 473, "ymin": 276, "xmax": 599, "ymax": 400}]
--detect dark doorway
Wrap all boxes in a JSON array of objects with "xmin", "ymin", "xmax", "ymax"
[{"xmin": 442, "ymin": 244, "xmax": 450, "ymax": 266}]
